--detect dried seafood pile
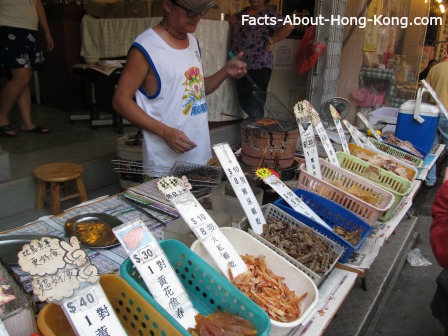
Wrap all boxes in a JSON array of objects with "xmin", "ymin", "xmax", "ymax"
[
  {"xmin": 383, "ymin": 135, "xmax": 424, "ymax": 158},
  {"xmin": 327, "ymin": 180, "xmax": 381, "ymax": 206},
  {"xmin": 350, "ymin": 148, "xmax": 411, "ymax": 180},
  {"xmin": 260, "ymin": 218, "xmax": 338, "ymax": 275},
  {"xmin": 333, "ymin": 226, "xmax": 362, "ymax": 246},
  {"xmin": 188, "ymin": 311, "xmax": 257, "ymax": 336},
  {"xmin": 230, "ymin": 254, "xmax": 307, "ymax": 323}
]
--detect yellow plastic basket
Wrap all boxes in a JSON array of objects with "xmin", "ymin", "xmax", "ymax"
[{"xmin": 37, "ymin": 274, "xmax": 184, "ymax": 336}]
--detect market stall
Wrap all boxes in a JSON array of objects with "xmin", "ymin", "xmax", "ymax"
[{"xmin": 0, "ymin": 131, "xmax": 442, "ymax": 335}]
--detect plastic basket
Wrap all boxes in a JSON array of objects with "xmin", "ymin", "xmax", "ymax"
[
  {"xmin": 336, "ymin": 152, "xmax": 413, "ymax": 221},
  {"xmin": 190, "ymin": 226, "xmax": 319, "ymax": 336},
  {"xmin": 237, "ymin": 204, "xmax": 344, "ymax": 285},
  {"xmin": 348, "ymin": 143, "xmax": 417, "ymax": 181},
  {"xmin": 272, "ymin": 190, "xmax": 373, "ymax": 263},
  {"xmin": 37, "ymin": 274, "xmax": 184, "ymax": 336},
  {"xmin": 297, "ymin": 158, "xmax": 395, "ymax": 225},
  {"xmin": 369, "ymin": 138, "xmax": 424, "ymax": 167},
  {"xmin": 120, "ymin": 239, "xmax": 271, "ymax": 336}
]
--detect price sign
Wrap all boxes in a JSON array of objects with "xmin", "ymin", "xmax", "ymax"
[
  {"xmin": 330, "ymin": 105, "xmax": 350, "ymax": 154},
  {"xmin": 212, "ymin": 143, "xmax": 266, "ymax": 235},
  {"xmin": 348, "ymin": 122, "xmax": 378, "ymax": 150},
  {"xmin": 356, "ymin": 112, "xmax": 383, "ymax": 141},
  {"xmin": 157, "ymin": 176, "xmax": 248, "ymax": 279},
  {"xmin": 62, "ymin": 283, "xmax": 127, "ymax": 336},
  {"xmin": 311, "ymin": 113, "xmax": 340, "ymax": 167},
  {"xmin": 342, "ymin": 120, "xmax": 365, "ymax": 147},
  {"xmin": 256, "ymin": 168, "xmax": 333, "ymax": 231},
  {"xmin": 294, "ymin": 100, "xmax": 322, "ymax": 178},
  {"xmin": 113, "ymin": 219, "xmax": 198, "ymax": 330}
]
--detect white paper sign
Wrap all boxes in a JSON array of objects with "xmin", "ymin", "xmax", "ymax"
[
  {"xmin": 356, "ymin": 112, "xmax": 383, "ymax": 141},
  {"xmin": 256, "ymin": 168, "xmax": 333, "ymax": 231},
  {"xmin": 212, "ymin": 143, "xmax": 266, "ymax": 235},
  {"xmin": 62, "ymin": 283, "xmax": 127, "ymax": 336},
  {"xmin": 157, "ymin": 175, "xmax": 248, "ymax": 279},
  {"xmin": 113, "ymin": 219, "xmax": 198, "ymax": 329},
  {"xmin": 330, "ymin": 105, "xmax": 350, "ymax": 154}
]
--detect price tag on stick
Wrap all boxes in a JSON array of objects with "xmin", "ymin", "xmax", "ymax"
[
  {"xmin": 62, "ymin": 283, "xmax": 127, "ymax": 336},
  {"xmin": 156, "ymin": 176, "xmax": 248, "ymax": 279},
  {"xmin": 212, "ymin": 143, "xmax": 267, "ymax": 235},
  {"xmin": 342, "ymin": 120, "xmax": 365, "ymax": 147},
  {"xmin": 356, "ymin": 112, "xmax": 383, "ymax": 141},
  {"xmin": 113, "ymin": 219, "xmax": 198, "ymax": 330},
  {"xmin": 294, "ymin": 100, "xmax": 322, "ymax": 178},
  {"xmin": 330, "ymin": 105, "xmax": 350, "ymax": 154},
  {"xmin": 256, "ymin": 168, "xmax": 333, "ymax": 231}
]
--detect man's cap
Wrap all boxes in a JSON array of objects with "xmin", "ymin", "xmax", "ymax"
[{"xmin": 175, "ymin": 0, "xmax": 220, "ymax": 12}]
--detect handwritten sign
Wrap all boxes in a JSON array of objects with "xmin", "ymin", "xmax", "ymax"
[
  {"xmin": 212, "ymin": 143, "xmax": 266, "ymax": 234},
  {"xmin": 330, "ymin": 105, "xmax": 350, "ymax": 154},
  {"xmin": 294, "ymin": 100, "xmax": 322, "ymax": 179},
  {"xmin": 113, "ymin": 219, "xmax": 198, "ymax": 330},
  {"xmin": 62, "ymin": 283, "xmax": 127, "ymax": 335},
  {"xmin": 255, "ymin": 168, "xmax": 333, "ymax": 231}
]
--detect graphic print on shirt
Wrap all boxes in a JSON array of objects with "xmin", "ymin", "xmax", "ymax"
[{"xmin": 181, "ymin": 66, "xmax": 207, "ymax": 116}]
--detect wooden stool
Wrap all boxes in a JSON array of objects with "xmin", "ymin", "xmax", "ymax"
[{"xmin": 34, "ymin": 162, "xmax": 88, "ymax": 215}]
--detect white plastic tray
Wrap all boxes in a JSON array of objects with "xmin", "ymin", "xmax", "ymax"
[{"xmin": 191, "ymin": 227, "xmax": 319, "ymax": 336}]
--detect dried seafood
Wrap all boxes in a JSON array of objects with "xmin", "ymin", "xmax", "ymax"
[
  {"xmin": 333, "ymin": 226, "xmax": 362, "ymax": 246},
  {"xmin": 383, "ymin": 135, "xmax": 424, "ymax": 158},
  {"xmin": 261, "ymin": 217, "xmax": 338, "ymax": 275},
  {"xmin": 328, "ymin": 180, "xmax": 381, "ymax": 206},
  {"xmin": 351, "ymin": 149, "xmax": 411, "ymax": 180},
  {"xmin": 188, "ymin": 311, "xmax": 257, "ymax": 336},
  {"xmin": 230, "ymin": 254, "xmax": 307, "ymax": 323}
]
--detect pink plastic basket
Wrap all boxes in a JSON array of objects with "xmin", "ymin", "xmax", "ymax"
[{"xmin": 297, "ymin": 158, "xmax": 395, "ymax": 225}]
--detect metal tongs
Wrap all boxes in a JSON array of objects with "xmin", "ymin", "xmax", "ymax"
[{"xmin": 120, "ymin": 195, "xmax": 167, "ymax": 226}]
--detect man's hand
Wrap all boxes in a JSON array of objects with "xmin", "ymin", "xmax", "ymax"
[
  {"xmin": 163, "ymin": 127, "xmax": 197, "ymax": 154},
  {"xmin": 226, "ymin": 51, "xmax": 247, "ymax": 79}
]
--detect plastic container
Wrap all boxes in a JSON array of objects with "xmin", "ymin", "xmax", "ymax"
[
  {"xmin": 273, "ymin": 190, "xmax": 373, "ymax": 263},
  {"xmin": 297, "ymin": 158, "xmax": 395, "ymax": 225},
  {"xmin": 237, "ymin": 204, "xmax": 344, "ymax": 285},
  {"xmin": 368, "ymin": 107, "xmax": 399, "ymax": 133},
  {"xmin": 190, "ymin": 226, "xmax": 319, "ymax": 336},
  {"xmin": 336, "ymin": 152, "xmax": 413, "ymax": 221},
  {"xmin": 395, "ymin": 99, "xmax": 439, "ymax": 156},
  {"xmin": 348, "ymin": 143, "xmax": 417, "ymax": 181},
  {"xmin": 211, "ymin": 181, "xmax": 264, "ymax": 223},
  {"xmin": 120, "ymin": 239, "xmax": 271, "ymax": 336},
  {"xmin": 369, "ymin": 138, "xmax": 424, "ymax": 167},
  {"xmin": 37, "ymin": 274, "xmax": 184, "ymax": 336}
]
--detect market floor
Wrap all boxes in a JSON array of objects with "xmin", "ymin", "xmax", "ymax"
[{"xmin": 1, "ymin": 103, "xmax": 447, "ymax": 335}]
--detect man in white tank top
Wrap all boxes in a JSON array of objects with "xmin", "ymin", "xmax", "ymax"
[{"xmin": 113, "ymin": 0, "xmax": 247, "ymax": 177}]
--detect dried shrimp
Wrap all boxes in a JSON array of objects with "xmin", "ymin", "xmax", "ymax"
[
  {"xmin": 188, "ymin": 311, "xmax": 257, "ymax": 336},
  {"xmin": 230, "ymin": 254, "xmax": 307, "ymax": 323}
]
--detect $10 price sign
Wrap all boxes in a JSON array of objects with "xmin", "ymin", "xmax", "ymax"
[
  {"xmin": 212, "ymin": 143, "xmax": 266, "ymax": 234},
  {"xmin": 157, "ymin": 175, "xmax": 248, "ymax": 279},
  {"xmin": 113, "ymin": 219, "xmax": 198, "ymax": 330}
]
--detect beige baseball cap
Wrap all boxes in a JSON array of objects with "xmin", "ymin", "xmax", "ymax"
[{"xmin": 174, "ymin": 0, "xmax": 220, "ymax": 13}]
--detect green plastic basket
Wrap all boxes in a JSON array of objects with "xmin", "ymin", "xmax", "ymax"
[
  {"xmin": 336, "ymin": 152, "xmax": 413, "ymax": 221},
  {"xmin": 120, "ymin": 239, "xmax": 271, "ymax": 336},
  {"xmin": 369, "ymin": 138, "xmax": 424, "ymax": 168}
]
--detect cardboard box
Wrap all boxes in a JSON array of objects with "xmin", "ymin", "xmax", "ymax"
[
  {"xmin": 126, "ymin": 0, "xmax": 152, "ymax": 18},
  {"xmin": 87, "ymin": 1, "xmax": 126, "ymax": 18}
]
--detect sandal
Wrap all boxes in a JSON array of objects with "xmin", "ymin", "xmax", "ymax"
[
  {"xmin": 21, "ymin": 125, "xmax": 50, "ymax": 134},
  {"xmin": 0, "ymin": 124, "xmax": 16, "ymax": 137}
]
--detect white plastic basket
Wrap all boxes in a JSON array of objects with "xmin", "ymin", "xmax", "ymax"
[
  {"xmin": 191, "ymin": 227, "xmax": 319, "ymax": 336},
  {"xmin": 297, "ymin": 158, "xmax": 395, "ymax": 224}
]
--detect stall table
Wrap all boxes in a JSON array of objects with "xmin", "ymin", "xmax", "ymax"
[{"xmin": 0, "ymin": 145, "xmax": 443, "ymax": 335}]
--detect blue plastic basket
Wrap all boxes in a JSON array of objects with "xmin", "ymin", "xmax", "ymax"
[
  {"xmin": 120, "ymin": 239, "xmax": 271, "ymax": 336},
  {"xmin": 273, "ymin": 188, "xmax": 373, "ymax": 263}
]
